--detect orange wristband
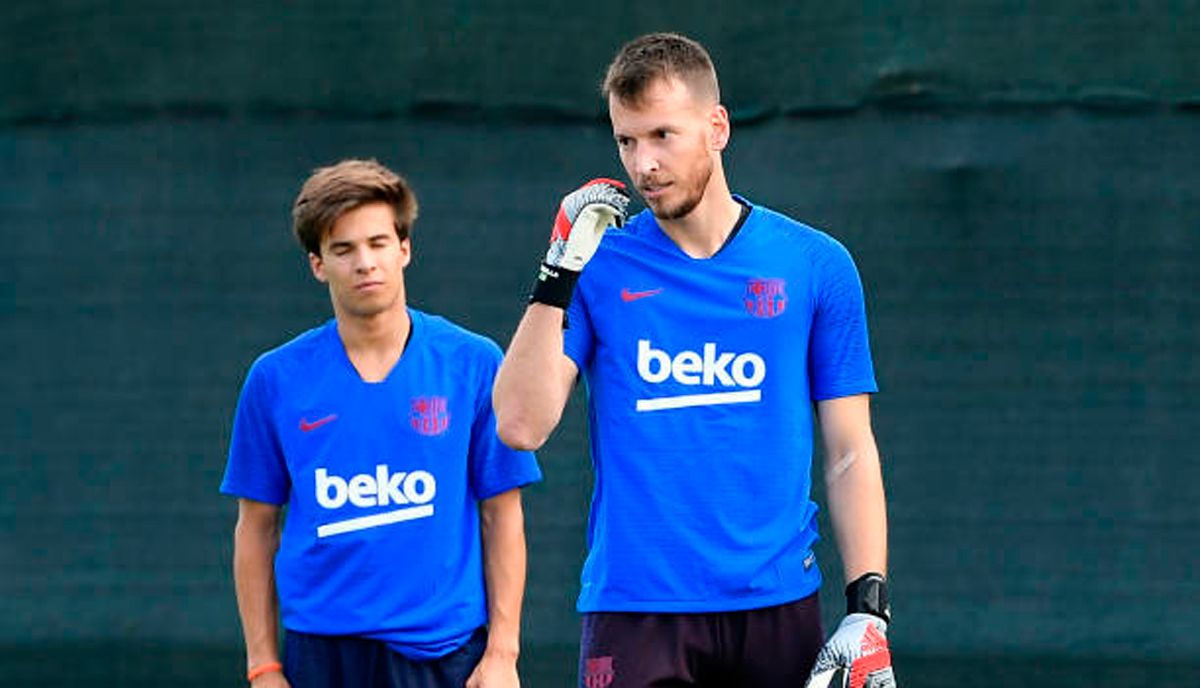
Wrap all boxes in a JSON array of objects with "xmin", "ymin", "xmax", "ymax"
[{"xmin": 247, "ymin": 661, "xmax": 283, "ymax": 682}]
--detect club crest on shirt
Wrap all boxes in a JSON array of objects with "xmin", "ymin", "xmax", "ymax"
[
  {"xmin": 410, "ymin": 396, "xmax": 450, "ymax": 436},
  {"xmin": 744, "ymin": 277, "xmax": 787, "ymax": 318}
]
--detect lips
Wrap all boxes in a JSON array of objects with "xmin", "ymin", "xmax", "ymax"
[
  {"xmin": 639, "ymin": 181, "xmax": 671, "ymax": 199},
  {"xmin": 356, "ymin": 280, "xmax": 385, "ymax": 291}
]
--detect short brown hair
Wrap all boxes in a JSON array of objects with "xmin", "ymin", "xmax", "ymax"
[
  {"xmin": 602, "ymin": 32, "xmax": 720, "ymax": 105},
  {"xmin": 291, "ymin": 158, "xmax": 418, "ymax": 255}
]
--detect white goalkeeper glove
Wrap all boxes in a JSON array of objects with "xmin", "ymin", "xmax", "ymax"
[
  {"xmin": 807, "ymin": 573, "xmax": 895, "ymax": 688},
  {"xmin": 807, "ymin": 614, "xmax": 894, "ymax": 688},
  {"xmin": 529, "ymin": 178, "xmax": 629, "ymax": 309}
]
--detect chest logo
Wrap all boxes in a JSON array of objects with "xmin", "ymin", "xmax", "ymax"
[
  {"xmin": 314, "ymin": 465, "xmax": 437, "ymax": 538},
  {"xmin": 621, "ymin": 287, "xmax": 663, "ymax": 302},
  {"xmin": 299, "ymin": 414, "xmax": 338, "ymax": 432},
  {"xmin": 410, "ymin": 396, "xmax": 450, "ymax": 436},
  {"xmin": 635, "ymin": 339, "xmax": 766, "ymax": 411},
  {"xmin": 744, "ymin": 277, "xmax": 787, "ymax": 318}
]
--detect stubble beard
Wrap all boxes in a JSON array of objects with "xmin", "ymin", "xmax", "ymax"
[{"xmin": 645, "ymin": 156, "xmax": 713, "ymax": 221}]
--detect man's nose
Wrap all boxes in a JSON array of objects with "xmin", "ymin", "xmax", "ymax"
[
  {"xmin": 634, "ymin": 147, "xmax": 660, "ymax": 177},
  {"xmin": 353, "ymin": 246, "xmax": 376, "ymax": 272}
]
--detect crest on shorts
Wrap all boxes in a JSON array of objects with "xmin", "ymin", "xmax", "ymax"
[
  {"xmin": 583, "ymin": 656, "xmax": 615, "ymax": 688},
  {"xmin": 410, "ymin": 396, "xmax": 450, "ymax": 436},
  {"xmin": 744, "ymin": 277, "xmax": 787, "ymax": 318}
]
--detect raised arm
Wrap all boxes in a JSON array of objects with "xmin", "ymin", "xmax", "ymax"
[
  {"xmin": 493, "ymin": 179, "xmax": 628, "ymax": 451},
  {"xmin": 493, "ymin": 305, "xmax": 579, "ymax": 450}
]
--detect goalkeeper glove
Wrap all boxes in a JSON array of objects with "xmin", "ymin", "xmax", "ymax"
[
  {"xmin": 529, "ymin": 178, "xmax": 629, "ymax": 309},
  {"xmin": 807, "ymin": 573, "xmax": 895, "ymax": 688}
]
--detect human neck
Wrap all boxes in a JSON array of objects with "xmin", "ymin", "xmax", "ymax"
[
  {"xmin": 657, "ymin": 170, "xmax": 742, "ymax": 259},
  {"xmin": 335, "ymin": 305, "xmax": 411, "ymax": 383}
]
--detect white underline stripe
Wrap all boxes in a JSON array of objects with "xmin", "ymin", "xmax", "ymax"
[
  {"xmin": 635, "ymin": 389, "xmax": 762, "ymax": 412},
  {"xmin": 317, "ymin": 505, "xmax": 435, "ymax": 538}
]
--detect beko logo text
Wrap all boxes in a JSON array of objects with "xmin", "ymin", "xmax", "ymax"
[
  {"xmin": 635, "ymin": 340, "xmax": 765, "ymax": 411},
  {"xmin": 314, "ymin": 465, "xmax": 436, "ymax": 538},
  {"xmin": 316, "ymin": 466, "xmax": 436, "ymax": 508}
]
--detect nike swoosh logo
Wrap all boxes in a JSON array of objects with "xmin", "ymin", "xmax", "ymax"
[
  {"xmin": 299, "ymin": 414, "xmax": 338, "ymax": 432},
  {"xmin": 621, "ymin": 288, "xmax": 663, "ymax": 302}
]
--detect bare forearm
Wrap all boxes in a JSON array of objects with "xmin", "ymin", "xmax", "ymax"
[
  {"xmin": 825, "ymin": 440, "xmax": 888, "ymax": 583},
  {"xmin": 233, "ymin": 511, "xmax": 282, "ymax": 668},
  {"xmin": 479, "ymin": 490, "xmax": 527, "ymax": 659},
  {"xmin": 817, "ymin": 395, "xmax": 889, "ymax": 584},
  {"xmin": 493, "ymin": 304, "xmax": 575, "ymax": 450}
]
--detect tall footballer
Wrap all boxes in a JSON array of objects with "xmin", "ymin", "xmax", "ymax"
[{"xmin": 493, "ymin": 34, "xmax": 894, "ymax": 688}]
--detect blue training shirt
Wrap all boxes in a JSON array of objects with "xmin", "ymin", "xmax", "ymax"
[
  {"xmin": 221, "ymin": 309, "xmax": 541, "ymax": 659},
  {"xmin": 564, "ymin": 197, "xmax": 877, "ymax": 613}
]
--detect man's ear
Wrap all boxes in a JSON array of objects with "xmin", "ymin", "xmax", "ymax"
[
  {"xmin": 309, "ymin": 251, "xmax": 327, "ymax": 283},
  {"xmin": 709, "ymin": 103, "xmax": 731, "ymax": 151},
  {"xmin": 399, "ymin": 237, "xmax": 412, "ymax": 268}
]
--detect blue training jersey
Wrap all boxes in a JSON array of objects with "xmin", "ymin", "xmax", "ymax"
[
  {"xmin": 564, "ymin": 197, "xmax": 877, "ymax": 613},
  {"xmin": 220, "ymin": 309, "xmax": 541, "ymax": 659}
]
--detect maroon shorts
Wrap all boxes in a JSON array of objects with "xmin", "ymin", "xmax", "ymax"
[{"xmin": 578, "ymin": 593, "xmax": 824, "ymax": 688}]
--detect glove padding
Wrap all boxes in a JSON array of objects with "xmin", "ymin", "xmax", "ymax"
[
  {"xmin": 530, "ymin": 178, "xmax": 629, "ymax": 309},
  {"xmin": 545, "ymin": 178, "xmax": 630, "ymax": 271},
  {"xmin": 806, "ymin": 614, "xmax": 895, "ymax": 688}
]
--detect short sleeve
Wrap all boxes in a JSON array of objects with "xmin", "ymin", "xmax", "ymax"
[
  {"xmin": 808, "ymin": 238, "xmax": 879, "ymax": 401},
  {"xmin": 220, "ymin": 359, "xmax": 291, "ymax": 504},
  {"xmin": 562, "ymin": 289, "xmax": 595, "ymax": 373},
  {"xmin": 469, "ymin": 345, "xmax": 543, "ymax": 500}
]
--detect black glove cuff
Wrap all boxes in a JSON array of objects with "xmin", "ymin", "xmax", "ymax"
[
  {"xmin": 529, "ymin": 262, "xmax": 581, "ymax": 310},
  {"xmin": 846, "ymin": 572, "xmax": 890, "ymax": 623}
]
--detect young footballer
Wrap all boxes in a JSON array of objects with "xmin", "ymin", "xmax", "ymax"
[
  {"xmin": 493, "ymin": 34, "xmax": 894, "ymax": 688},
  {"xmin": 222, "ymin": 159, "xmax": 541, "ymax": 688}
]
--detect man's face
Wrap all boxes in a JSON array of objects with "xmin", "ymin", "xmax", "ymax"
[
  {"xmin": 309, "ymin": 201, "xmax": 411, "ymax": 320},
  {"xmin": 609, "ymin": 76, "xmax": 726, "ymax": 221}
]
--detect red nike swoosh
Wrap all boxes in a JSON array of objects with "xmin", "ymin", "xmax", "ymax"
[
  {"xmin": 621, "ymin": 288, "xmax": 663, "ymax": 302},
  {"xmin": 299, "ymin": 414, "xmax": 338, "ymax": 432}
]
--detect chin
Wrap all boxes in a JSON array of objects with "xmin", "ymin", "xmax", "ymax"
[
  {"xmin": 343, "ymin": 305, "xmax": 385, "ymax": 319},
  {"xmin": 340, "ymin": 295, "xmax": 396, "ymax": 319},
  {"xmin": 652, "ymin": 195, "xmax": 702, "ymax": 221}
]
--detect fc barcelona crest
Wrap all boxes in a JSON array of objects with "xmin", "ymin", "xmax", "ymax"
[
  {"xmin": 583, "ymin": 656, "xmax": 615, "ymax": 688},
  {"xmin": 744, "ymin": 277, "xmax": 787, "ymax": 318},
  {"xmin": 410, "ymin": 396, "xmax": 450, "ymax": 436}
]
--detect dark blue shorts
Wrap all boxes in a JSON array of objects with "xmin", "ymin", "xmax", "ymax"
[
  {"xmin": 283, "ymin": 626, "xmax": 486, "ymax": 688},
  {"xmin": 579, "ymin": 593, "xmax": 824, "ymax": 688}
]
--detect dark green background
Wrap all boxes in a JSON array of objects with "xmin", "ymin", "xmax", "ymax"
[{"xmin": 3, "ymin": 2, "xmax": 1198, "ymax": 686}]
